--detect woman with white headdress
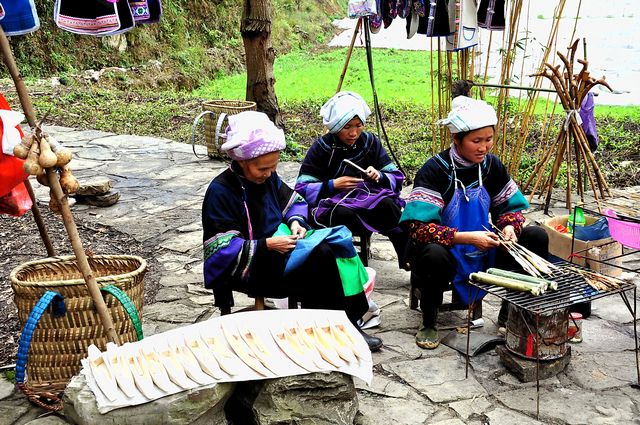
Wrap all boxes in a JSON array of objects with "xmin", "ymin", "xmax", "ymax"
[
  {"xmin": 295, "ymin": 91, "xmax": 408, "ymax": 270},
  {"xmin": 399, "ymin": 88, "xmax": 548, "ymax": 349},
  {"xmin": 202, "ymin": 111, "xmax": 382, "ymax": 351}
]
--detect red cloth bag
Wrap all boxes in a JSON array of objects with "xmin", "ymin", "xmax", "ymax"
[{"xmin": 0, "ymin": 93, "xmax": 31, "ymax": 215}]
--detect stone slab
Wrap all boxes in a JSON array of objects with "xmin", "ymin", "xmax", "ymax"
[
  {"xmin": 386, "ymin": 357, "xmax": 487, "ymax": 403},
  {"xmin": 154, "ymin": 287, "xmax": 185, "ymax": 302},
  {"xmin": 355, "ymin": 373, "xmax": 410, "ymax": 399},
  {"xmin": 0, "ymin": 377, "xmax": 14, "ymax": 400},
  {"xmin": 496, "ymin": 345, "xmax": 572, "ymax": 382},
  {"xmin": 448, "ymin": 396, "xmax": 492, "ymax": 420},
  {"xmin": 160, "ymin": 231, "xmax": 202, "ymax": 253},
  {"xmin": 143, "ymin": 303, "xmax": 207, "ymax": 324},
  {"xmin": 484, "ymin": 407, "xmax": 545, "ymax": 425},
  {"xmin": 493, "ymin": 386, "xmax": 637, "ymax": 424},
  {"xmin": 566, "ymin": 351, "xmax": 636, "ymax": 390},
  {"xmin": 355, "ymin": 392, "xmax": 436, "ymax": 425},
  {"xmin": 63, "ymin": 374, "xmax": 233, "ymax": 425},
  {"xmin": 23, "ymin": 416, "xmax": 69, "ymax": 425}
]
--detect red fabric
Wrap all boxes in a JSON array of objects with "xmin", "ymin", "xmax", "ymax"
[
  {"xmin": 0, "ymin": 182, "xmax": 32, "ymax": 216},
  {"xmin": 0, "ymin": 93, "xmax": 27, "ymax": 197}
]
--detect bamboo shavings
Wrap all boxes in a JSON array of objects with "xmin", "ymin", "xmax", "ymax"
[{"xmin": 566, "ymin": 266, "xmax": 624, "ymax": 292}]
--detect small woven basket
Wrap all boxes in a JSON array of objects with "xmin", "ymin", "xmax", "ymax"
[
  {"xmin": 10, "ymin": 255, "xmax": 146, "ymax": 409},
  {"xmin": 201, "ymin": 99, "xmax": 257, "ymax": 158}
]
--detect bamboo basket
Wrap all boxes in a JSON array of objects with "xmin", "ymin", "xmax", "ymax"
[
  {"xmin": 201, "ymin": 99, "xmax": 257, "ymax": 158},
  {"xmin": 10, "ymin": 255, "xmax": 146, "ymax": 409}
]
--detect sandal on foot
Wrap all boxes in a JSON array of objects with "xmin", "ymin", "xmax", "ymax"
[{"xmin": 415, "ymin": 325, "xmax": 439, "ymax": 349}]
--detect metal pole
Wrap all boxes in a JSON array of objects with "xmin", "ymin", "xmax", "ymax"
[{"xmin": 0, "ymin": 27, "xmax": 120, "ymax": 344}]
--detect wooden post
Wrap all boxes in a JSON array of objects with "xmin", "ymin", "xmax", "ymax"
[
  {"xmin": 0, "ymin": 27, "xmax": 120, "ymax": 344},
  {"xmin": 336, "ymin": 18, "xmax": 362, "ymax": 93},
  {"xmin": 24, "ymin": 179, "xmax": 55, "ymax": 256}
]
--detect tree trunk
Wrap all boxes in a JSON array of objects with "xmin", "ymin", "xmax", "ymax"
[{"xmin": 241, "ymin": 0, "xmax": 283, "ymax": 128}]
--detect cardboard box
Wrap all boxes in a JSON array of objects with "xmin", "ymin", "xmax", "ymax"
[{"xmin": 541, "ymin": 215, "xmax": 622, "ymax": 277}]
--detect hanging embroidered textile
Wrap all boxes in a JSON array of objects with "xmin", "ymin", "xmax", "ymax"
[
  {"xmin": 418, "ymin": 0, "xmax": 450, "ymax": 37},
  {"xmin": 0, "ymin": 0, "xmax": 40, "ymax": 36},
  {"xmin": 54, "ymin": 0, "xmax": 135, "ymax": 36},
  {"xmin": 446, "ymin": 0, "xmax": 478, "ymax": 51},
  {"xmin": 348, "ymin": 0, "xmax": 377, "ymax": 18},
  {"xmin": 477, "ymin": 0, "xmax": 505, "ymax": 30},
  {"xmin": 130, "ymin": 0, "xmax": 162, "ymax": 24}
]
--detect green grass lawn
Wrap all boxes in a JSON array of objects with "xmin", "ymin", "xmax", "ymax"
[{"xmin": 194, "ymin": 47, "xmax": 639, "ymax": 120}]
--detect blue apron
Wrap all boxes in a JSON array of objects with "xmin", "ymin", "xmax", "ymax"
[{"xmin": 441, "ymin": 154, "xmax": 493, "ymax": 304}]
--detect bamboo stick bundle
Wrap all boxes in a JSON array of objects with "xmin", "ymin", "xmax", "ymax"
[
  {"xmin": 566, "ymin": 266, "xmax": 624, "ymax": 292},
  {"xmin": 527, "ymin": 38, "xmax": 612, "ymax": 213}
]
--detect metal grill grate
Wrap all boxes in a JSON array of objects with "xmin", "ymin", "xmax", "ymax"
[{"xmin": 468, "ymin": 263, "xmax": 636, "ymax": 314}]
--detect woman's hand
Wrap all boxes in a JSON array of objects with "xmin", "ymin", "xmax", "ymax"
[
  {"xmin": 364, "ymin": 166, "xmax": 381, "ymax": 182},
  {"xmin": 501, "ymin": 225, "xmax": 518, "ymax": 243},
  {"xmin": 454, "ymin": 231, "xmax": 500, "ymax": 251},
  {"xmin": 333, "ymin": 176, "xmax": 363, "ymax": 191},
  {"xmin": 266, "ymin": 236, "xmax": 298, "ymax": 253},
  {"xmin": 289, "ymin": 220, "xmax": 307, "ymax": 239}
]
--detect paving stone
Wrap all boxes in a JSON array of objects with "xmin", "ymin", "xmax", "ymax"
[
  {"xmin": 591, "ymin": 295, "xmax": 636, "ymax": 324},
  {"xmin": 448, "ymin": 396, "xmax": 492, "ymax": 420},
  {"xmin": 0, "ymin": 403, "xmax": 30, "ymax": 425},
  {"xmin": 157, "ymin": 253, "xmax": 201, "ymax": 272},
  {"xmin": 374, "ymin": 303, "xmax": 421, "ymax": 333},
  {"xmin": 355, "ymin": 392, "xmax": 436, "ymax": 425},
  {"xmin": 154, "ymin": 287, "xmax": 185, "ymax": 302},
  {"xmin": 0, "ymin": 377, "xmax": 13, "ymax": 400},
  {"xmin": 177, "ymin": 222, "xmax": 201, "ymax": 233},
  {"xmin": 571, "ymin": 319, "xmax": 635, "ymax": 353},
  {"xmin": 493, "ymin": 387, "xmax": 637, "ymax": 424},
  {"xmin": 189, "ymin": 295, "xmax": 214, "ymax": 306},
  {"xmin": 566, "ymin": 351, "xmax": 635, "ymax": 389},
  {"xmin": 22, "ymin": 416, "xmax": 69, "ymax": 424},
  {"xmin": 355, "ymin": 373, "xmax": 410, "ymax": 399},
  {"xmin": 386, "ymin": 357, "xmax": 487, "ymax": 403},
  {"xmin": 484, "ymin": 407, "xmax": 545, "ymax": 425},
  {"xmin": 160, "ymin": 231, "xmax": 202, "ymax": 253},
  {"xmin": 186, "ymin": 284, "xmax": 211, "ymax": 296},
  {"xmin": 143, "ymin": 303, "xmax": 207, "ymax": 324},
  {"xmin": 75, "ymin": 145, "xmax": 118, "ymax": 161},
  {"xmin": 431, "ymin": 419, "xmax": 466, "ymax": 425},
  {"xmin": 159, "ymin": 273, "xmax": 203, "ymax": 288}
]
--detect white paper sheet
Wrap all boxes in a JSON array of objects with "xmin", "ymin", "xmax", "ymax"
[{"xmin": 80, "ymin": 309, "xmax": 373, "ymax": 413}]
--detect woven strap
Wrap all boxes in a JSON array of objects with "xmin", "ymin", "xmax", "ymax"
[
  {"xmin": 191, "ymin": 110, "xmax": 216, "ymax": 159},
  {"xmin": 15, "ymin": 290, "xmax": 66, "ymax": 384},
  {"xmin": 100, "ymin": 285, "xmax": 144, "ymax": 341},
  {"xmin": 215, "ymin": 112, "xmax": 228, "ymax": 147}
]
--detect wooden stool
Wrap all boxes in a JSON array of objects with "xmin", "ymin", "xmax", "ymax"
[{"xmin": 353, "ymin": 231, "xmax": 372, "ymax": 266}]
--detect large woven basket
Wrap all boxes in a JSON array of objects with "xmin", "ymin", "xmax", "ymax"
[
  {"xmin": 10, "ymin": 255, "xmax": 146, "ymax": 409},
  {"xmin": 201, "ymin": 99, "xmax": 257, "ymax": 158}
]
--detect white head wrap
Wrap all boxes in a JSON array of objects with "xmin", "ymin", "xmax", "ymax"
[
  {"xmin": 438, "ymin": 96, "xmax": 498, "ymax": 134},
  {"xmin": 320, "ymin": 91, "xmax": 372, "ymax": 133},
  {"xmin": 220, "ymin": 111, "xmax": 286, "ymax": 161}
]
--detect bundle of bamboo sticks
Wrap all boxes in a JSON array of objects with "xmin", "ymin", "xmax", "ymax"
[{"xmin": 523, "ymin": 38, "xmax": 612, "ymax": 213}]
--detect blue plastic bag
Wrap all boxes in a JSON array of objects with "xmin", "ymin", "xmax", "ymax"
[{"xmin": 574, "ymin": 217, "xmax": 611, "ymax": 241}]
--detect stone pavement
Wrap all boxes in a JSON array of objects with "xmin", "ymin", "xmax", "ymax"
[{"xmin": 1, "ymin": 126, "xmax": 640, "ymax": 425}]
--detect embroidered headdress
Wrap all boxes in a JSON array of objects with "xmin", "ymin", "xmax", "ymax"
[
  {"xmin": 438, "ymin": 95, "xmax": 497, "ymax": 134},
  {"xmin": 220, "ymin": 111, "xmax": 286, "ymax": 161},
  {"xmin": 320, "ymin": 91, "xmax": 372, "ymax": 133}
]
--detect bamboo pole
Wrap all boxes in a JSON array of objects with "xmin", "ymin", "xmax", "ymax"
[
  {"xmin": 24, "ymin": 179, "xmax": 55, "ymax": 256},
  {"xmin": 336, "ymin": 18, "xmax": 362, "ymax": 93},
  {"xmin": 0, "ymin": 27, "xmax": 120, "ymax": 344}
]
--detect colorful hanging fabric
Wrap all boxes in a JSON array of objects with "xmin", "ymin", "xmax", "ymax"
[
  {"xmin": 424, "ymin": 0, "xmax": 450, "ymax": 37},
  {"xmin": 348, "ymin": 0, "xmax": 377, "ymax": 18},
  {"xmin": 477, "ymin": 0, "xmax": 505, "ymax": 30},
  {"xmin": 397, "ymin": 0, "xmax": 410, "ymax": 19},
  {"xmin": 446, "ymin": 0, "xmax": 478, "ymax": 51},
  {"xmin": 369, "ymin": 0, "xmax": 383, "ymax": 33},
  {"xmin": 0, "ymin": 0, "xmax": 40, "ymax": 36},
  {"xmin": 387, "ymin": 0, "xmax": 398, "ymax": 19},
  {"xmin": 54, "ymin": 0, "xmax": 134, "ymax": 36},
  {"xmin": 129, "ymin": 0, "xmax": 161, "ymax": 24}
]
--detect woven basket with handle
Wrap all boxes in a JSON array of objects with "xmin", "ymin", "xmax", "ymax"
[
  {"xmin": 10, "ymin": 255, "xmax": 146, "ymax": 410},
  {"xmin": 192, "ymin": 99, "xmax": 257, "ymax": 158}
]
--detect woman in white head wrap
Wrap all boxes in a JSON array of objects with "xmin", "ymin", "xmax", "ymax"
[
  {"xmin": 295, "ymin": 91, "xmax": 409, "ymax": 271},
  {"xmin": 399, "ymin": 88, "xmax": 548, "ymax": 349},
  {"xmin": 202, "ymin": 111, "xmax": 382, "ymax": 351}
]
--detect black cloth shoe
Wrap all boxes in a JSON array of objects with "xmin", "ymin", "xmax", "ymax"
[{"xmin": 358, "ymin": 328, "xmax": 383, "ymax": 352}]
